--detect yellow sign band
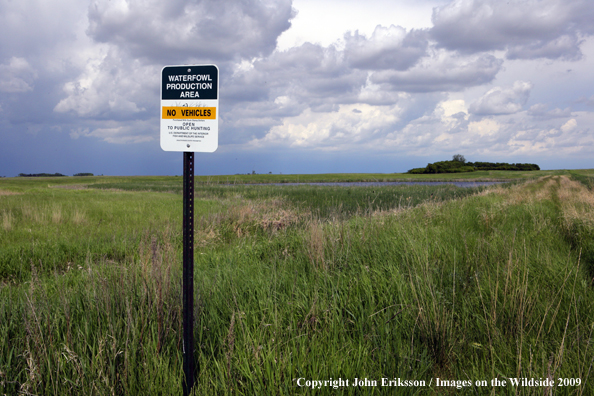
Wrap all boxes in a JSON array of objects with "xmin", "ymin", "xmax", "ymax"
[{"xmin": 162, "ymin": 107, "xmax": 216, "ymax": 119}]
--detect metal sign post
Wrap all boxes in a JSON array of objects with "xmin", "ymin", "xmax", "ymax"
[
  {"xmin": 182, "ymin": 151, "xmax": 195, "ymax": 395},
  {"xmin": 160, "ymin": 65, "xmax": 219, "ymax": 396}
]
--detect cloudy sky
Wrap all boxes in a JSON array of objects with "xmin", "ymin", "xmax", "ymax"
[{"xmin": 1, "ymin": 0, "xmax": 593, "ymax": 177}]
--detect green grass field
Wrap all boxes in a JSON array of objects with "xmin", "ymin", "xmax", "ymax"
[{"xmin": 1, "ymin": 171, "xmax": 594, "ymax": 395}]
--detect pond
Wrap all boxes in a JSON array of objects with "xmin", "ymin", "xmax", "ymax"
[{"xmin": 239, "ymin": 181, "xmax": 506, "ymax": 188}]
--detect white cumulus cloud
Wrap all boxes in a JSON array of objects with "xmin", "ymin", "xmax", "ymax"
[
  {"xmin": 0, "ymin": 57, "xmax": 38, "ymax": 93},
  {"xmin": 469, "ymin": 81, "xmax": 532, "ymax": 115}
]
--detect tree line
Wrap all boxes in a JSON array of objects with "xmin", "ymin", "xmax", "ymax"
[
  {"xmin": 17, "ymin": 173, "xmax": 94, "ymax": 177},
  {"xmin": 408, "ymin": 155, "xmax": 540, "ymax": 174}
]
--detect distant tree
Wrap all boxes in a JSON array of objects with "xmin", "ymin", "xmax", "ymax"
[
  {"xmin": 452, "ymin": 154, "xmax": 466, "ymax": 163},
  {"xmin": 18, "ymin": 173, "xmax": 67, "ymax": 177}
]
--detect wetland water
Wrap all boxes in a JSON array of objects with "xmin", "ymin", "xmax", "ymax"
[{"xmin": 237, "ymin": 181, "xmax": 505, "ymax": 188}]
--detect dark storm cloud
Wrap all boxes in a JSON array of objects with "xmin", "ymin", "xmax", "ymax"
[
  {"xmin": 430, "ymin": 0, "xmax": 594, "ymax": 60},
  {"xmin": 258, "ymin": 43, "xmax": 367, "ymax": 98},
  {"xmin": 344, "ymin": 26, "xmax": 428, "ymax": 70},
  {"xmin": 506, "ymin": 35, "xmax": 583, "ymax": 61},
  {"xmin": 225, "ymin": 42, "xmax": 368, "ymax": 109},
  {"xmin": 87, "ymin": 0, "xmax": 295, "ymax": 62},
  {"xmin": 370, "ymin": 51, "xmax": 503, "ymax": 92},
  {"xmin": 0, "ymin": 0, "xmax": 90, "ymax": 123},
  {"xmin": 0, "ymin": 0, "xmax": 85, "ymax": 59}
]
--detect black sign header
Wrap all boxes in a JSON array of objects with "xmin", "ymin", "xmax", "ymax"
[{"xmin": 161, "ymin": 65, "xmax": 218, "ymax": 100}]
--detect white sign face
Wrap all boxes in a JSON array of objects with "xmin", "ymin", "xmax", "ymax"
[{"xmin": 160, "ymin": 65, "xmax": 219, "ymax": 152}]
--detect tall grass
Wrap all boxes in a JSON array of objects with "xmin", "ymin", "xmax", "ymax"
[
  {"xmin": 1, "ymin": 175, "xmax": 594, "ymax": 395},
  {"xmin": 93, "ymin": 182, "xmax": 487, "ymax": 220},
  {"xmin": 1, "ymin": 231, "xmax": 183, "ymax": 395},
  {"xmin": 571, "ymin": 171, "xmax": 594, "ymax": 191},
  {"xmin": 0, "ymin": 187, "xmax": 220, "ymax": 282}
]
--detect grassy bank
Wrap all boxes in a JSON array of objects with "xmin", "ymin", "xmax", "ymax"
[{"xmin": 1, "ymin": 174, "xmax": 594, "ymax": 395}]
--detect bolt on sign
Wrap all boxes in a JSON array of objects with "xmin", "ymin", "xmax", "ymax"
[{"xmin": 160, "ymin": 65, "xmax": 219, "ymax": 152}]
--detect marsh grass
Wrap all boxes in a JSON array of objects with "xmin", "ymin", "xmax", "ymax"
[
  {"xmin": 51, "ymin": 204, "xmax": 63, "ymax": 224},
  {"xmin": 1, "ymin": 210, "xmax": 13, "ymax": 231},
  {"xmin": 0, "ymin": 190, "xmax": 20, "ymax": 196},
  {"xmin": 1, "ymin": 174, "xmax": 594, "ymax": 395},
  {"xmin": 94, "ymin": 180, "xmax": 485, "ymax": 221},
  {"xmin": 4, "ymin": 233, "xmax": 183, "ymax": 395},
  {"xmin": 0, "ymin": 186, "xmax": 221, "ymax": 282},
  {"xmin": 570, "ymin": 171, "xmax": 594, "ymax": 191}
]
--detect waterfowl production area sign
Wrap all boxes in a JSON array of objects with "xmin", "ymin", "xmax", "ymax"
[{"xmin": 160, "ymin": 65, "xmax": 219, "ymax": 152}]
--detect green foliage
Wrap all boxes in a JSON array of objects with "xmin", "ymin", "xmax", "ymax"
[
  {"xmin": 408, "ymin": 159, "xmax": 540, "ymax": 174},
  {"xmin": 412, "ymin": 160, "xmax": 475, "ymax": 174},
  {"xmin": 407, "ymin": 167, "xmax": 426, "ymax": 174},
  {"xmin": 73, "ymin": 173, "xmax": 94, "ymax": 176},
  {"xmin": 469, "ymin": 161, "xmax": 540, "ymax": 171}
]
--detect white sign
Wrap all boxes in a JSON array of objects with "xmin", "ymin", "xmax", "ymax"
[{"xmin": 160, "ymin": 65, "xmax": 219, "ymax": 152}]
